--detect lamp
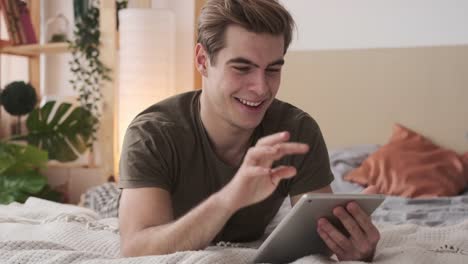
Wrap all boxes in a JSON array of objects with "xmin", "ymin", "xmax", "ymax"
[{"xmin": 118, "ymin": 8, "xmax": 176, "ymax": 157}]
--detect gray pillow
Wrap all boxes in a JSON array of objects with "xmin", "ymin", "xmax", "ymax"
[{"xmin": 329, "ymin": 144, "xmax": 380, "ymax": 193}]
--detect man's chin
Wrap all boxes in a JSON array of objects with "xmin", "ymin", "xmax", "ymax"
[
  {"xmin": 228, "ymin": 108, "xmax": 267, "ymax": 131},
  {"xmin": 234, "ymin": 118, "xmax": 264, "ymax": 131}
]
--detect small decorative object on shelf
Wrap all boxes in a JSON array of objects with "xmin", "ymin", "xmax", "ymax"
[
  {"xmin": 45, "ymin": 13, "xmax": 70, "ymax": 43},
  {"xmin": 0, "ymin": 81, "xmax": 37, "ymax": 135}
]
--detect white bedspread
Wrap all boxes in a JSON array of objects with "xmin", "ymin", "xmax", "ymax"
[{"xmin": 1, "ymin": 197, "xmax": 468, "ymax": 264}]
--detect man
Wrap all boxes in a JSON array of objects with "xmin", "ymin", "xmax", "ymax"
[{"xmin": 118, "ymin": 0, "xmax": 380, "ymax": 261}]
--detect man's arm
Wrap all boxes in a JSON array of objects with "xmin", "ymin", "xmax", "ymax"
[
  {"xmin": 119, "ymin": 131, "xmax": 309, "ymax": 257},
  {"xmin": 119, "ymin": 187, "xmax": 236, "ymax": 257}
]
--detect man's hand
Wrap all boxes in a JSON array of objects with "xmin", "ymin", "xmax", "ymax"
[
  {"xmin": 221, "ymin": 131, "xmax": 309, "ymax": 210},
  {"xmin": 316, "ymin": 186, "xmax": 381, "ymax": 262}
]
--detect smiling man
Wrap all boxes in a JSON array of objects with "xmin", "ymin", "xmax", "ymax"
[{"xmin": 118, "ymin": 0, "xmax": 380, "ymax": 261}]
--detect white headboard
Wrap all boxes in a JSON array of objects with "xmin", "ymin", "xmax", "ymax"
[{"xmin": 278, "ymin": 45, "xmax": 468, "ymax": 153}]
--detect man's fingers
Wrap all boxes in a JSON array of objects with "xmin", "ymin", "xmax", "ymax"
[
  {"xmin": 243, "ymin": 166, "xmax": 271, "ymax": 178},
  {"xmin": 256, "ymin": 131, "xmax": 290, "ymax": 146},
  {"xmin": 241, "ymin": 166, "xmax": 295, "ymax": 186},
  {"xmin": 244, "ymin": 146, "xmax": 278, "ymax": 166},
  {"xmin": 274, "ymin": 142, "xmax": 309, "ymax": 156},
  {"xmin": 317, "ymin": 218, "xmax": 355, "ymax": 259},
  {"xmin": 361, "ymin": 185, "xmax": 379, "ymax": 194},
  {"xmin": 270, "ymin": 166, "xmax": 296, "ymax": 185},
  {"xmin": 317, "ymin": 224, "xmax": 346, "ymax": 257},
  {"xmin": 333, "ymin": 206, "xmax": 368, "ymax": 251},
  {"xmin": 245, "ymin": 143, "xmax": 309, "ymax": 166},
  {"xmin": 346, "ymin": 202, "xmax": 381, "ymax": 244},
  {"xmin": 317, "ymin": 218, "xmax": 354, "ymax": 253}
]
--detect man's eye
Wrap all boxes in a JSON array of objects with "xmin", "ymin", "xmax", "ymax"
[
  {"xmin": 266, "ymin": 68, "xmax": 281, "ymax": 73},
  {"xmin": 233, "ymin": 66, "xmax": 250, "ymax": 72}
]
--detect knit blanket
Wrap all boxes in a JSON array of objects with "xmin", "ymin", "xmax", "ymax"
[{"xmin": 1, "ymin": 197, "xmax": 468, "ymax": 264}]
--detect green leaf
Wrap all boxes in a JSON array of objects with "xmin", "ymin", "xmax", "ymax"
[
  {"xmin": 0, "ymin": 192, "xmax": 15, "ymax": 204},
  {"xmin": 21, "ymin": 101, "xmax": 98, "ymax": 162},
  {"xmin": 40, "ymin": 102, "xmax": 54, "ymax": 126},
  {"xmin": 5, "ymin": 145, "xmax": 48, "ymax": 173},
  {"xmin": 0, "ymin": 142, "xmax": 47, "ymax": 174},
  {"xmin": 0, "ymin": 171, "xmax": 48, "ymax": 204},
  {"xmin": 47, "ymin": 103, "xmax": 72, "ymax": 128},
  {"xmin": 1, "ymin": 170, "xmax": 45, "ymax": 190},
  {"xmin": 0, "ymin": 149, "xmax": 15, "ymax": 174}
]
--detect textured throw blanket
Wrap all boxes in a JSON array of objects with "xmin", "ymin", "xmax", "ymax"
[{"xmin": 1, "ymin": 197, "xmax": 468, "ymax": 264}]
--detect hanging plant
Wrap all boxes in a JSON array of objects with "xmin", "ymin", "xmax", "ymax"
[
  {"xmin": 116, "ymin": 0, "xmax": 129, "ymax": 29},
  {"xmin": 68, "ymin": 0, "xmax": 128, "ymax": 151},
  {"xmin": 68, "ymin": 0, "xmax": 110, "ymax": 149}
]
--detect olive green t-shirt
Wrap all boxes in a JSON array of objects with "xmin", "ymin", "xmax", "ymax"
[{"xmin": 119, "ymin": 90, "xmax": 334, "ymax": 243}]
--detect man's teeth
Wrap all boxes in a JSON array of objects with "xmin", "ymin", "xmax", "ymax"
[{"xmin": 238, "ymin": 98, "xmax": 262, "ymax": 107}]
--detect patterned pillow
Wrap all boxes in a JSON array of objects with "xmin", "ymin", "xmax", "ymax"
[{"xmin": 80, "ymin": 182, "xmax": 120, "ymax": 218}]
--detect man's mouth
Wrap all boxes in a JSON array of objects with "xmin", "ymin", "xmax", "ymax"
[{"xmin": 234, "ymin": 97, "xmax": 265, "ymax": 108}]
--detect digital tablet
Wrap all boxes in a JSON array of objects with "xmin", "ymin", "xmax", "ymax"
[{"xmin": 253, "ymin": 193, "xmax": 385, "ymax": 264}]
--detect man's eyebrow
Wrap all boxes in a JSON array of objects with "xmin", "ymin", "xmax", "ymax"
[
  {"xmin": 227, "ymin": 57, "xmax": 259, "ymax": 67},
  {"xmin": 226, "ymin": 57, "xmax": 285, "ymax": 68},
  {"xmin": 267, "ymin": 59, "xmax": 284, "ymax": 67}
]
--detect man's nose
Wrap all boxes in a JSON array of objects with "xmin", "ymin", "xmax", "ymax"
[{"xmin": 249, "ymin": 72, "xmax": 268, "ymax": 95}]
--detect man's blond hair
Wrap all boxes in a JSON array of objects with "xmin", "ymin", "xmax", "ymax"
[{"xmin": 197, "ymin": 0, "xmax": 295, "ymax": 64}]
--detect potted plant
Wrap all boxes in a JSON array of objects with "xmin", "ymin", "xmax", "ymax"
[
  {"xmin": 12, "ymin": 101, "xmax": 98, "ymax": 162},
  {"xmin": 0, "ymin": 81, "xmax": 94, "ymax": 204},
  {"xmin": 0, "ymin": 100, "xmax": 98, "ymax": 204},
  {"xmin": 0, "ymin": 141, "xmax": 62, "ymax": 204},
  {"xmin": 0, "ymin": 81, "xmax": 37, "ymax": 135}
]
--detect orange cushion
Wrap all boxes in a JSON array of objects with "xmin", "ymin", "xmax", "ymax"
[{"xmin": 344, "ymin": 124, "xmax": 468, "ymax": 198}]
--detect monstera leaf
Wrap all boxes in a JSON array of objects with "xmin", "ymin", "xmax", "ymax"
[{"xmin": 18, "ymin": 101, "xmax": 98, "ymax": 162}]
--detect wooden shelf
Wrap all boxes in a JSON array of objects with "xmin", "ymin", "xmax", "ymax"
[{"xmin": 0, "ymin": 42, "xmax": 69, "ymax": 57}]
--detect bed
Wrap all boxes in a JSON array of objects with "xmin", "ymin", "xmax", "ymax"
[
  {"xmin": 1, "ymin": 143, "xmax": 468, "ymax": 264},
  {"xmin": 2, "ymin": 42, "xmax": 467, "ymax": 264}
]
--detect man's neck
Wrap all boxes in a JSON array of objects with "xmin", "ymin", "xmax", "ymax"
[{"xmin": 199, "ymin": 95, "xmax": 254, "ymax": 167}]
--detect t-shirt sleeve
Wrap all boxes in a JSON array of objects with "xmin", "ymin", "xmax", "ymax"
[
  {"xmin": 287, "ymin": 114, "xmax": 334, "ymax": 196},
  {"xmin": 118, "ymin": 117, "xmax": 175, "ymax": 192}
]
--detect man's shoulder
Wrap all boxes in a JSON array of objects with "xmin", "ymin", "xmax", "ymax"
[
  {"xmin": 129, "ymin": 90, "xmax": 199, "ymax": 131},
  {"xmin": 265, "ymin": 99, "xmax": 319, "ymax": 131}
]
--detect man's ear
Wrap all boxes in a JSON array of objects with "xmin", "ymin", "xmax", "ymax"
[{"xmin": 195, "ymin": 43, "xmax": 209, "ymax": 77}]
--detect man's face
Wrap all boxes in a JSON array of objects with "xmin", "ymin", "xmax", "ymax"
[{"xmin": 200, "ymin": 25, "xmax": 285, "ymax": 131}]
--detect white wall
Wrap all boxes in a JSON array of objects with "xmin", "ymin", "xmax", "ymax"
[
  {"xmin": 42, "ymin": 0, "xmax": 74, "ymax": 97},
  {"xmin": 277, "ymin": 0, "xmax": 468, "ymax": 151},
  {"xmin": 281, "ymin": 0, "xmax": 468, "ymax": 51}
]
